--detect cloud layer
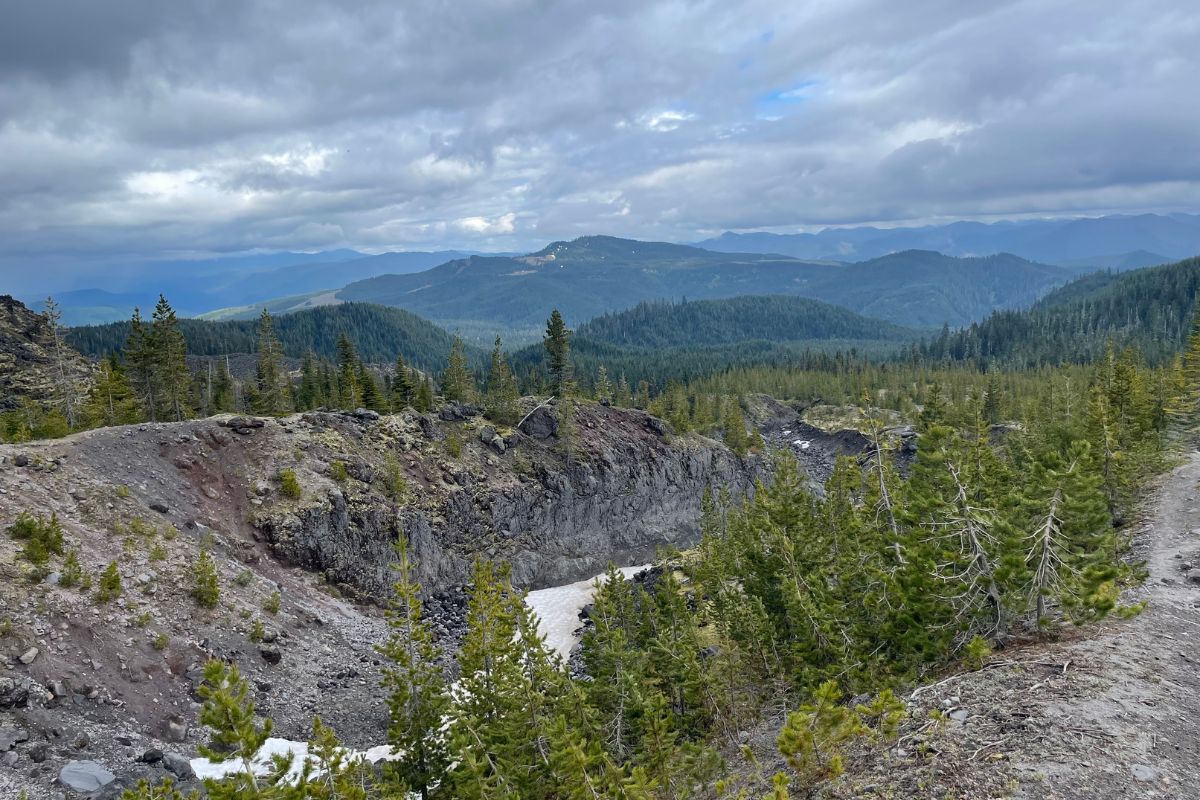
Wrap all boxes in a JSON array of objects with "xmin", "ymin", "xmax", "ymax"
[{"xmin": 2, "ymin": 0, "xmax": 1198, "ymax": 289}]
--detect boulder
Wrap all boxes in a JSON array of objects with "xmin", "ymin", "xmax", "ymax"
[
  {"xmin": 163, "ymin": 751, "xmax": 196, "ymax": 780},
  {"xmin": 439, "ymin": 403, "xmax": 482, "ymax": 421},
  {"xmin": 352, "ymin": 408, "xmax": 381, "ymax": 422},
  {"xmin": 1185, "ymin": 568, "xmax": 1200, "ymax": 585},
  {"xmin": 519, "ymin": 406, "xmax": 558, "ymax": 439},
  {"xmin": 222, "ymin": 416, "xmax": 266, "ymax": 430},
  {"xmin": 344, "ymin": 459, "xmax": 374, "ymax": 484},
  {"xmin": 138, "ymin": 749, "xmax": 164, "ymax": 764},
  {"xmin": 644, "ymin": 416, "xmax": 672, "ymax": 437},
  {"xmin": 0, "ymin": 677, "xmax": 30, "ymax": 708},
  {"xmin": 18, "ymin": 646, "xmax": 38, "ymax": 665},
  {"xmin": 418, "ymin": 415, "xmax": 445, "ymax": 441},
  {"xmin": 161, "ymin": 715, "xmax": 189, "ymax": 743},
  {"xmin": 479, "ymin": 426, "xmax": 506, "ymax": 453},
  {"xmin": 13, "ymin": 454, "xmax": 30, "ymax": 467},
  {"xmin": 149, "ymin": 502, "xmax": 170, "ymax": 514},
  {"xmin": 59, "ymin": 760, "xmax": 116, "ymax": 793},
  {"xmin": 260, "ymin": 646, "xmax": 283, "ymax": 665}
]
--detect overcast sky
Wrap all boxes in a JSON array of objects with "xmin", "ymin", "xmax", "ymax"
[{"xmin": 2, "ymin": 0, "xmax": 1198, "ymax": 280}]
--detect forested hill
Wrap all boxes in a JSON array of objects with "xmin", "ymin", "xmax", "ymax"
[
  {"xmin": 66, "ymin": 302, "xmax": 475, "ymax": 373},
  {"xmin": 329, "ymin": 236, "xmax": 1072, "ymax": 330},
  {"xmin": 505, "ymin": 295, "xmax": 918, "ymax": 388},
  {"xmin": 927, "ymin": 255, "xmax": 1200, "ymax": 366},
  {"xmin": 576, "ymin": 295, "xmax": 921, "ymax": 348}
]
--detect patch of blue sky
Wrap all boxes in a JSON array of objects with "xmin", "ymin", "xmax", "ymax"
[{"xmin": 755, "ymin": 80, "xmax": 820, "ymax": 120}]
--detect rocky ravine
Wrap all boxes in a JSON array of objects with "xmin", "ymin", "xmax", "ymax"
[{"xmin": 0, "ymin": 399, "xmax": 768, "ymax": 798}]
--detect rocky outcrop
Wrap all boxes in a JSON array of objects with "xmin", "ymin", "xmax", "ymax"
[
  {"xmin": 0, "ymin": 295, "xmax": 92, "ymax": 412},
  {"xmin": 257, "ymin": 400, "xmax": 765, "ymax": 597}
]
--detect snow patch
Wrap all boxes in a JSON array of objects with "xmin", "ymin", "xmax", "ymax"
[
  {"xmin": 525, "ymin": 565, "xmax": 649, "ymax": 660},
  {"xmin": 191, "ymin": 737, "xmax": 402, "ymax": 783}
]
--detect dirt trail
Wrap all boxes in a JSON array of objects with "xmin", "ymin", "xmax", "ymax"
[
  {"xmin": 820, "ymin": 449, "xmax": 1200, "ymax": 799},
  {"xmin": 1006, "ymin": 447, "xmax": 1200, "ymax": 798}
]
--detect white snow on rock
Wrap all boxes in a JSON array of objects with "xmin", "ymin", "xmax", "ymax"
[
  {"xmin": 191, "ymin": 737, "xmax": 401, "ymax": 783},
  {"xmin": 792, "ymin": 439, "xmax": 811, "ymax": 449},
  {"xmin": 525, "ymin": 565, "xmax": 649, "ymax": 660}
]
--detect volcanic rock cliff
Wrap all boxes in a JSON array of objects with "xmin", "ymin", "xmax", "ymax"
[{"xmin": 0, "ymin": 398, "xmax": 767, "ymax": 797}]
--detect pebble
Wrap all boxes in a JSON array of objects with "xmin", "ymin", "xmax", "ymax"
[{"xmin": 1130, "ymin": 763, "xmax": 1158, "ymax": 782}]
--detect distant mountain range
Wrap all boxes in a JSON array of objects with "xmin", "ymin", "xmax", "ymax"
[
  {"xmin": 26, "ymin": 249, "xmax": 475, "ymax": 325},
  {"xmin": 696, "ymin": 213, "xmax": 1200, "ymax": 266},
  {"xmin": 328, "ymin": 237, "xmax": 1077, "ymax": 334},
  {"xmin": 32, "ymin": 213, "xmax": 1200, "ymax": 329},
  {"xmin": 63, "ymin": 253, "xmax": 1200, "ymax": 391}
]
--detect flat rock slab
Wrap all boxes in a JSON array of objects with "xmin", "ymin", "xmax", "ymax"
[
  {"xmin": 0, "ymin": 726, "xmax": 29, "ymax": 751},
  {"xmin": 59, "ymin": 760, "xmax": 116, "ymax": 792}
]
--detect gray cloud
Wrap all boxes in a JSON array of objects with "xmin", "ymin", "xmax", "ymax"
[{"xmin": 1, "ymin": 0, "xmax": 1198, "ymax": 291}]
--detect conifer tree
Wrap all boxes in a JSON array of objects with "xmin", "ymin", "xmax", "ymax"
[
  {"xmin": 485, "ymin": 337, "xmax": 519, "ymax": 423},
  {"xmin": 211, "ymin": 356, "xmax": 235, "ymax": 413},
  {"xmin": 42, "ymin": 296, "xmax": 80, "ymax": 429},
  {"xmin": 378, "ymin": 539, "xmax": 450, "ymax": 799},
  {"xmin": 722, "ymin": 397, "xmax": 749, "ymax": 455},
  {"xmin": 636, "ymin": 380, "xmax": 651, "ymax": 409},
  {"xmin": 152, "ymin": 295, "xmax": 192, "ymax": 422},
  {"xmin": 1178, "ymin": 307, "xmax": 1200, "ymax": 420},
  {"xmin": 196, "ymin": 659, "xmax": 273, "ymax": 795},
  {"xmin": 192, "ymin": 549, "xmax": 220, "ymax": 609},
  {"xmin": 335, "ymin": 333, "xmax": 362, "ymax": 409},
  {"xmin": 1022, "ymin": 441, "xmax": 1119, "ymax": 626},
  {"xmin": 415, "ymin": 376, "xmax": 435, "ymax": 413},
  {"xmin": 125, "ymin": 308, "xmax": 158, "ymax": 421},
  {"xmin": 358, "ymin": 365, "xmax": 388, "ymax": 412},
  {"xmin": 83, "ymin": 354, "xmax": 140, "ymax": 428},
  {"xmin": 251, "ymin": 309, "xmax": 288, "ymax": 415},
  {"xmin": 614, "ymin": 373, "xmax": 633, "ymax": 407},
  {"xmin": 919, "ymin": 382, "xmax": 948, "ymax": 430},
  {"xmin": 442, "ymin": 335, "xmax": 474, "ymax": 404},
  {"xmin": 580, "ymin": 567, "xmax": 650, "ymax": 763},
  {"xmin": 982, "ymin": 377, "xmax": 1003, "ymax": 424},
  {"xmin": 544, "ymin": 309, "xmax": 574, "ymax": 396},
  {"xmin": 297, "ymin": 351, "xmax": 324, "ymax": 410},
  {"xmin": 391, "ymin": 354, "xmax": 416, "ymax": 410},
  {"xmin": 444, "ymin": 560, "xmax": 533, "ymax": 798},
  {"xmin": 594, "ymin": 365, "xmax": 613, "ymax": 405}
]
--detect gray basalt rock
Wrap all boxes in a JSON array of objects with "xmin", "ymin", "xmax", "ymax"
[
  {"xmin": 519, "ymin": 406, "xmax": 558, "ymax": 439},
  {"xmin": 257, "ymin": 406, "xmax": 765, "ymax": 596},
  {"xmin": 59, "ymin": 760, "xmax": 116, "ymax": 793}
]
